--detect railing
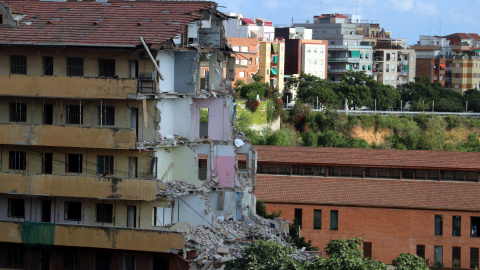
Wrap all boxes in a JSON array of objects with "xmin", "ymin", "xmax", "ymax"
[
  {"xmin": 306, "ymin": 109, "xmax": 480, "ymax": 118},
  {"xmin": 327, "ymin": 69, "xmax": 348, "ymax": 73},
  {"xmin": 328, "ymin": 57, "xmax": 360, "ymax": 62}
]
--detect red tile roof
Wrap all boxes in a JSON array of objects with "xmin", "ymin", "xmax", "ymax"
[
  {"xmin": 0, "ymin": 0, "xmax": 217, "ymax": 48},
  {"xmin": 456, "ymin": 33, "xmax": 471, "ymax": 40},
  {"xmin": 241, "ymin": 18, "xmax": 255, "ymax": 25},
  {"xmin": 254, "ymin": 145, "xmax": 480, "ymax": 171},
  {"xmin": 255, "ymin": 175, "xmax": 480, "ymax": 211},
  {"xmin": 469, "ymin": 33, "xmax": 480, "ymax": 40}
]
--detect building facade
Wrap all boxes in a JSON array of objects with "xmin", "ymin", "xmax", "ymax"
[
  {"xmin": 258, "ymin": 41, "xmax": 285, "ymax": 90},
  {"xmin": 0, "ymin": 1, "xmax": 259, "ymax": 269},
  {"xmin": 254, "ymin": 145, "xmax": 480, "ymax": 269}
]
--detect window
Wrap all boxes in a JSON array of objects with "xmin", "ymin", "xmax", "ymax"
[
  {"xmin": 313, "ymin": 210, "xmax": 322, "ymax": 230},
  {"xmin": 386, "ymin": 64, "xmax": 389, "ymax": 72},
  {"xmin": 455, "ymin": 73, "xmax": 460, "ymax": 78},
  {"xmin": 43, "ymin": 56, "xmax": 54, "ymax": 75},
  {"xmin": 330, "ymin": 210, "xmax": 338, "ymax": 230},
  {"xmin": 452, "ymin": 216, "xmax": 461, "ymax": 236},
  {"xmin": 98, "ymin": 59, "xmax": 115, "ymax": 77},
  {"xmin": 434, "ymin": 215, "xmax": 443, "ymax": 235},
  {"xmin": 434, "ymin": 246, "xmax": 443, "ymax": 267},
  {"xmin": 471, "ymin": 217, "xmax": 480, "ymax": 237},
  {"xmin": 64, "ymin": 201, "xmax": 82, "ymax": 221},
  {"xmin": 235, "ymin": 59, "xmax": 240, "ymax": 65},
  {"xmin": 416, "ymin": 245, "xmax": 425, "ymax": 259},
  {"xmin": 96, "ymin": 203, "xmax": 113, "ymax": 223},
  {"xmin": 239, "ymin": 71, "xmax": 245, "ymax": 78},
  {"xmin": 456, "ymin": 63, "xmax": 460, "ymax": 68},
  {"xmin": 240, "ymin": 59, "xmax": 248, "ymax": 65},
  {"xmin": 64, "ymin": 248, "xmax": 80, "ymax": 270},
  {"xmin": 6, "ymin": 244, "xmax": 24, "ymax": 269},
  {"xmin": 66, "ymin": 153, "xmax": 82, "ymax": 173},
  {"xmin": 294, "ymin": 208, "xmax": 303, "ymax": 228},
  {"xmin": 240, "ymin": 46, "xmax": 248, "ymax": 52},
  {"xmin": 8, "ymin": 198, "xmax": 25, "ymax": 218},
  {"xmin": 124, "ymin": 254, "xmax": 136, "ymax": 270},
  {"xmin": 9, "ymin": 151, "xmax": 26, "ymax": 170},
  {"xmin": 455, "ymin": 84, "xmax": 460, "ymax": 89},
  {"xmin": 471, "ymin": 248, "xmax": 479, "ymax": 269},
  {"xmin": 153, "ymin": 207, "xmax": 172, "ymax": 226},
  {"xmin": 67, "ymin": 105, "xmax": 83, "ymax": 125},
  {"xmin": 99, "ymin": 105, "xmax": 115, "ymax": 126},
  {"xmin": 97, "ymin": 155, "xmax": 114, "ymax": 175},
  {"xmin": 67, "ymin": 57, "xmax": 84, "ymax": 76},
  {"xmin": 452, "ymin": 247, "xmax": 461, "ymax": 269},
  {"xmin": 10, "ymin": 55, "xmax": 27, "ymax": 74},
  {"xmin": 232, "ymin": 46, "xmax": 240, "ymax": 52},
  {"xmin": 9, "ymin": 103, "xmax": 26, "ymax": 122}
]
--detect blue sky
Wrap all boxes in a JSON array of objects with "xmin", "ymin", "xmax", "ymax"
[{"xmin": 217, "ymin": 0, "xmax": 480, "ymax": 46}]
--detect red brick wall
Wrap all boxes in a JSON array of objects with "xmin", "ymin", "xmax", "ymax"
[{"xmin": 266, "ymin": 202, "xmax": 480, "ymax": 269}]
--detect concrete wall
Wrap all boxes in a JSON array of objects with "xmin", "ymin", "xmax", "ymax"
[
  {"xmin": 194, "ymin": 98, "xmax": 233, "ymax": 141},
  {"xmin": 157, "ymin": 98, "xmax": 195, "ymax": 141}
]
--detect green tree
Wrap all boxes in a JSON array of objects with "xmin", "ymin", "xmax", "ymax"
[
  {"xmin": 464, "ymin": 88, "xmax": 480, "ymax": 112},
  {"xmin": 289, "ymin": 219, "xmax": 318, "ymax": 251},
  {"xmin": 256, "ymin": 200, "xmax": 282, "ymax": 219},
  {"xmin": 297, "ymin": 72, "xmax": 342, "ymax": 109},
  {"xmin": 225, "ymin": 240, "xmax": 303, "ymax": 270},
  {"xmin": 302, "ymin": 131, "xmax": 318, "ymax": 147},
  {"xmin": 392, "ymin": 253, "xmax": 428, "ymax": 270}
]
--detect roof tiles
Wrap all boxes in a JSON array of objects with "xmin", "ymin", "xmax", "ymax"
[
  {"xmin": 255, "ymin": 175, "xmax": 480, "ymax": 211},
  {"xmin": 254, "ymin": 145, "xmax": 480, "ymax": 171},
  {"xmin": 0, "ymin": 0, "xmax": 216, "ymax": 47}
]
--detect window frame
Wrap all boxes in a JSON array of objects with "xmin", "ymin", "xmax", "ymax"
[
  {"xmin": 10, "ymin": 55, "xmax": 27, "ymax": 74},
  {"xmin": 8, "ymin": 198, "xmax": 25, "ymax": 218},
  {"xmin": 64, "ymin": 201, "xmax": 82, "ymax": 221},
  {"xmin": 434, "ymin": 246, "xmax": 443, "ymax": 267},
  {"xmin": 98, "ymin": 105, "xmax": 115, "ymax": 126},
  {"xmin": 452, "ymin": 215, "xmax": 461, "ymax": 236},
  {"xmin": 294, "ymin": 208, "xmax": 303, "ymax": 228},
  {"xmin": 67, "ymin": 57, "xmax": 84, "ymax": 76},
  {"xmin": 98, "ymin": 59, "xmax": 115, "ymax": 77},
  {"xmin": 66, "ymin": 153, "xmax": 83, "ymax": 173},
  {"xmin": 9, "ymin": 103, "xmax": 27, "ymax": 122},
  {"xmin": 330, "ymin": 210, "xmax": 338, "ymax": 230},
  {"xmin": 9, "ymin": 150, "xmax": 26, "ymax": 170},
  {"xmin": 97, "ymin": 155, "xmax": 114, "ymax": 175},
  {"xmin": 313, "ymin": 209, "xmax": 322, "ymax": 230},
  {"xmin": 434, "ymin": 214, "xmax": 443, "ymax": 235},
  {"xmin": 96, "ymin": 203, "xmax": 113, "ymax": 223},
  {"xmin": 66, "ymin": 105, "xmax": 83, "ymax": 125}
]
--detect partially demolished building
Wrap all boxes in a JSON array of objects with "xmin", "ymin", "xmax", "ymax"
[{"xmin": 0, "ymin": 1, "xmax": 264, "ymax": 269}]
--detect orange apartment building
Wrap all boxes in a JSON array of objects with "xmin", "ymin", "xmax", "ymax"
[
  {"xmin": 254, "ymin": 145, "xmax": 480, "ymax": 269},
  {"xmin": 228, "ymin": 37, "xmax": 260, "ymax": 84}
]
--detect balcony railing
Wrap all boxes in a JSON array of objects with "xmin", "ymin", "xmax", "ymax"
[
  {"xmin": 0, "ymin": 221, "xmax": 184, "ymax": 252},
  {"xmin": 0, "ymin": 172, "xmax": 158, "ymax": 200},
  {"xmin": 0, "ymin": 74, "xmax": 137, "ymax": 99},
  {"xmin": 328, "ymin": 57, "xmax": 360, "ymax": 62},
  {"xmin": 0, "ymin": 123, "xmax": 135, "ymax": 149}
]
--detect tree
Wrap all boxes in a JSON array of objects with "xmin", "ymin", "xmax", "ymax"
[
  {"xmin": 402, "ymin": 78, "xmax": 464, "ymax": 112},
  {"xmin": 297, "ymin": 73, "xmax": 342, "ymax": 109},
  {"xmin": 392, "ymin": 253, "xmax": 428, "ymax": 270},
  {"xmin": 464, "ymin": 89, "xmax": 480, "ymax": 112},
  {"xmin": 256, "ymin": 200, "xmax": 282, "ymax": 220},
  {"xmin": 225, "ymin": 240, "xmax": 303, "ymax": 270},
  {"xmin": 289, "ymin": 218, "xmax": 318, "ymax": 251}
]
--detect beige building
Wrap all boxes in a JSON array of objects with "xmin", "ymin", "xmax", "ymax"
[
  {"xmin": 373, "ymin": 49, "xmax": 416, "ymax": 88},
  {"xmin": 258, "ymin": 41, "xmax": 285, "ymax": 91}
]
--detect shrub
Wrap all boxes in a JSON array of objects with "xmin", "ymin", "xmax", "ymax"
[
  {"xmin": 245, "ymin": 98, "xmax": 260, "ymax": 112},
  {"xmin": 392, "ymin": 253, "xmax": 428, "ymax": 270},
  {"xmin": 302, "ymin": 131, "xmax": 318, "ymax": 147},
  {"xmin": 266, "ymin": 97, "xmax": 283, "ymax": 123}
]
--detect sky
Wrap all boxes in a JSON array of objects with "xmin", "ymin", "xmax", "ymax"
[{"xmin": 217, "ymin": 0, "xmax": 480, "ymax": 46}]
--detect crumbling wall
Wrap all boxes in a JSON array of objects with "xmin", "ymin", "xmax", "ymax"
[
  {"xmin": 157, "ymin": 50, "xmax": 175, "ymax": 93},
  {"xmin": 193, "ymin": 98, "xmax": 232, "ymax": 140},
  {"xmin": 157, "ymin": 98, "xmax": 194, "ymax": 141}
]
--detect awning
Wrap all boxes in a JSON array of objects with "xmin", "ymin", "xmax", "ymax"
[
  {"xmin": 241, "ymin": 18, "xmax": 255, "ymax": 25},
  {"xmin": 271, "ymin": 68, "xmax": 277, "ymax": 75},
  {"xmin": 362, "ymin": 65, "xmax": 367, "ymax": 70},
  {"xmin": 351, "ymin": 51, "xmax": 360, "ymax": 58},
  {"xmin": 404, "ymin": 65, "xmax": 409, "ymax": 71},
  {"xmin": 368, "ymin": 65, "xmax": 372, "ymax": 70},
  {"xmin": 349, "ymin": 65, "xmax": 353, "ymax": 70},
  {"xmin": 273, "ymin": 55, "xmax": 278, "ymax": 63},
  {"xmin": 360, "ymin": 53, "xmax": 364, "ymax": 58},
  {"xmin": 440, "ymin": 64, "xmax": 446, "ymax": 70},
  {"xmin": 366, "ymin": 53, "xmax": 370, "ymax": 58}
]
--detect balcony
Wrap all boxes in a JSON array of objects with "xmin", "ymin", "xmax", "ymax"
[
  {"xmin": 0, "ymin": 172, "xmax": 159, "ymax": 200},
  {"xmin": 328, "ymin": 57, "xmax": 360, "ymax": 62},
  {"xmin": 0, "ymin": 221, "xmax": 184, "ymax": 252},
  {"xmin": 0, "ymin": 74, "xmax": 137, "ymax": 99},
  {"xmin": 0, "ymin": 124, "xmax": 135, "ymax": 150},
  {"xmin": 327, "ymin": 69, "xmax": 348, "ymax": 73},
  {"xmin": 399, "ymin": 71, "xmax": 408, "ymax": 76}
]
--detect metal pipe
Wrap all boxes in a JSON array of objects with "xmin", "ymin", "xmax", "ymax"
[{"xmin": 140, "ymin": 37, "xmax": 164, "ymax": 81}]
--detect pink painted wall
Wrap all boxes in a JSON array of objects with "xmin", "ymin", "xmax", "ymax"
[
  {"xmin": 215, "ymin": 156, "xmax": 235, "ymax": 188},
  {"xmin": 194, "ymin": 98, "xmax": 232, "ymax": 140}
]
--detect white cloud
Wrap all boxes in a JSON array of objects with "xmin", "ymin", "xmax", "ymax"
[{"xmin": 391, "ymin": 0, "xmax": 413, "ymax": 11}]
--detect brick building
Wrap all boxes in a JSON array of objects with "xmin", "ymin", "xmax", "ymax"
[{"xmin": 254, "ymin": 145, "xmax": 480, "ymax": 269}]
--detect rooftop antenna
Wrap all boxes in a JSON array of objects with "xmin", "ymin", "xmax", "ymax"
[{"xmin": 439, "ymin": 19, "xmax": 442, "ymax": 37}]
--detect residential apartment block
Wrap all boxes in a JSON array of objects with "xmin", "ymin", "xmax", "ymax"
[
  {"xmin": 258, "ymin": 41, "xmax": 285, "ymax": 90},
  {"xmin": 228, "ymin": 37, "xmax": 260, "ymax": 84},
  {"xmin": 254, "ymin": 145, "xmax": 480, "ymax": 269},
  {"xmin": 373, "ymin": 49, "xmax": 416, "ymax": 87},
  {"xmin": 0, "ymin": 1, "xmax": 258, "ymax": 269}
]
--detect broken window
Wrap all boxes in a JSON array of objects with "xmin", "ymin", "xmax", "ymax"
[
  {"xmin": 453, "ymin": 215, "xmax": 461, "ymax": 236},
  {"xmin": 8, "ymin": 198, "xmax": 25, "ymax": 218},
  {"xmin": 199, "ymin": 107, "xmax": 209, "ymax": 138},
  {"xmin": 9, "ymin": 103, "xmax": 26, "ymax": 122},
  {"xmin": 330, "ymin": 210, "xmax": 338, "ymax": 230},
  {"xmin": 237, "ymin": 154, "xmax": 247, "ymax": 171},
  {"xmin": 43, "ymin": 56, "xmax": 53, "ymax": 76},
  {"xmin": 127, "ymin": 157, "xmax": 138, "ymax": 178},
  {"xmin": 198, "ymin": 154, "xmax": 208, "ymax": 180},
  {"xmin": 313, "ymin": 209, "xmax": 322, "ymax": 230},
  {"xmin": 471, "ymin": 217, "xmax": 480, "ymax": 237},
  {"xmin": 127, "ymin": 205, "xmax": 136, "ymax": 228},
  {"xmin": 153, "ymin": 207, "xmax": 172, "ymax": 226},
  {"xmin": 66, "ymin": 153, "xmax": 82, "ymax": 173},
  {"xmin": 64, "ymin": 201, "xmax": 82, "ymax": 221},
  {"xmin": 67, "ymin": 57, "xmax": 84, "ymax": 76},
  {"xmin": 98, "ymin": 105, "xmax": 115, "ymax": 126},
  {"xmin": 96, "ymin": 203, "xmax": 113, "ymax": 223},
  {"xmin": 471, "ymin": 248, "xmax": 479, "ymax": 268},
  {"xmin": 67, "ymin": 105, "xmax": 83, "ymax": 125},
  {"xmin": 294, "ymin": 208, "xmax": 302, "ymax": 228},
  {"xmin": 98, "ymin": 59, "xmax": 115, "ymax": 77},
  {"xmin": 10, "ymin": 55, "xmax": 27, "ymax": 74},
  {"xmin": 9, "ymin": 150, "xmax": 26, "ymax": 170},
  {"xmin": 97, "ymin": 155, "xmax": 114, "ymax": 175},
  {"xmin": 416, "ymin": 245, "xmax": 425, "ymax": 259},
  {"xmin": 434, "ymin": 215, "xmax": 443, "ymax": 235}
]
